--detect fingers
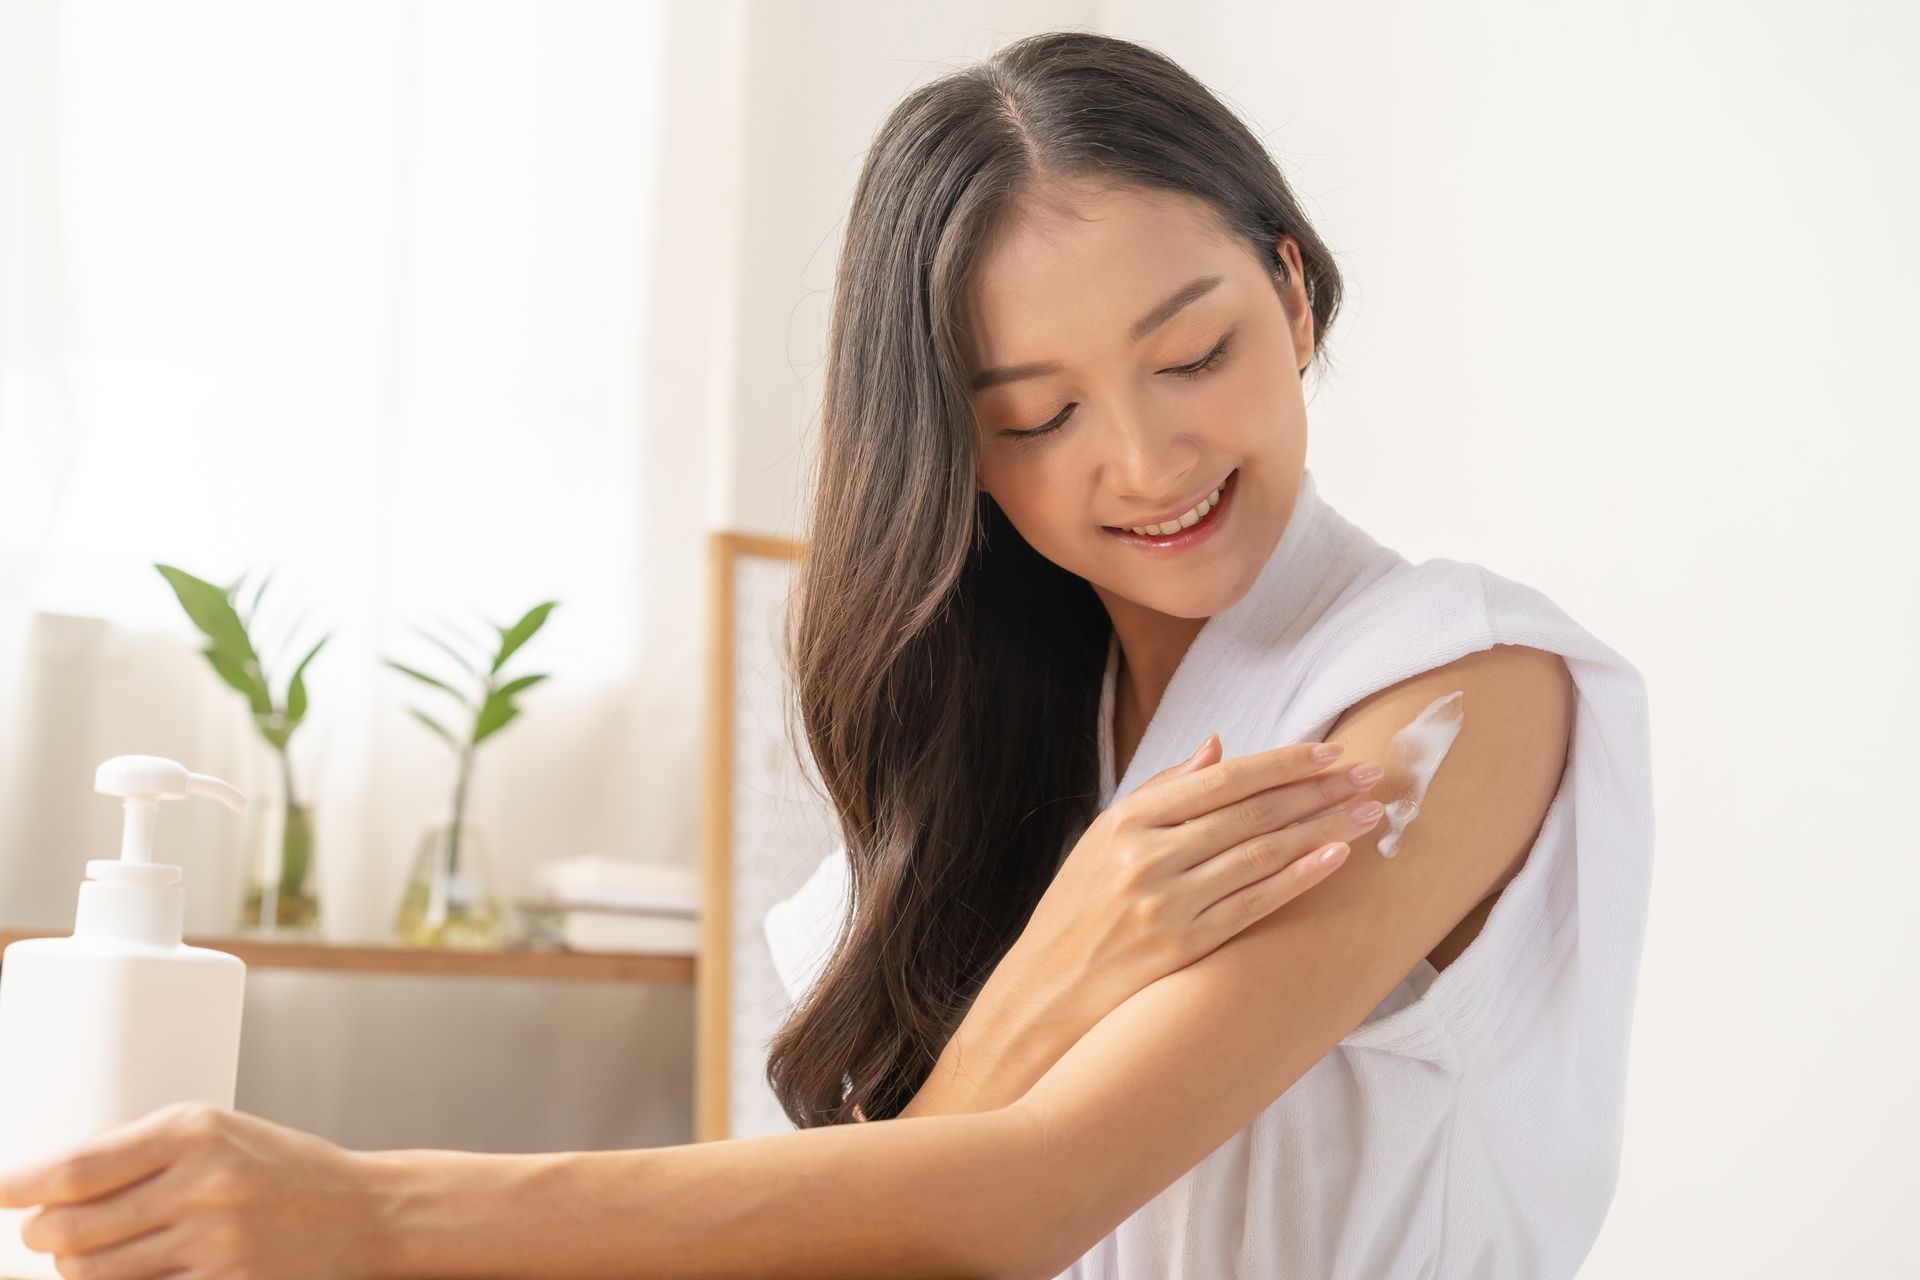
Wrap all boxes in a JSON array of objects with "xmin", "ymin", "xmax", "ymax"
[
  {"xmin": 0, "ymin": 1103, "xmax": 195, "ymax": 1209},
  {"xmin": 1188, "ymin": 838, "xmax": 1351, "ymax": 943},
  {"xmin": 1128, "ymin": 740, "xmax": 1342, "ymax": 829},
  {"xmin": 27, "ymin": 1220, "xmax": 178, "ymax": 1276},
  {"xmin": 19, "ymin": 1165, "xmax": 177, "ymax": 1257},
  {"xmin": 1186, "ymin": 796, "xmax": 1383, "ymax": 912},
  {"xmin": 1140, "ymin": 733, "xmax": 1221, "ymax": 789},
  {"xmin": 1195, "ymin": 758, "xmax": 1383, "ymax": 860}
]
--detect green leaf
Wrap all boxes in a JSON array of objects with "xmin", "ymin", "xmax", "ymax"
[
  {"xmin": 257, "ymin": 714, "xmax": 291, "ymax": 752},
  {"xmin": 471, "ymin": 685, "xmax": 523, "ymax": 745},
  {"xmin": 203, "ymin": 644, "xmax": 271, "ymax": 718},
  {"xmin": 490, "ymin": 600, "xmax": 558, "ymax": 675},
  {"xmin": 381, "ymin": 658, "xmax": 468, "ymax": 702},
  {"xmin": 495, "ymin": 672, "xmax": 549, "ymax": 698},
  {"xmin": 285, "ymin": 634, "xmax": 328, "ymax": 725},
  {"xmin": 407, "ymin": 707, "xmax": 460, "ymax": 749},
  {"xmin": 413, "ymin": 625, "xmax": 483, "ymax": 679},
  {"xmin": 156, "ymin": 563, "xmax": 261, "ymax": 677}
]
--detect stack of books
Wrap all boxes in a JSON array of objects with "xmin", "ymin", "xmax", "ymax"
[{"xmin": 516, "ymin": 855, "xmax": 700, "ymax": 955}]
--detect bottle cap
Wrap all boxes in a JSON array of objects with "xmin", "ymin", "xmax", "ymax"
[{"xmin": 91, "ymin": 755, "xmax": 246, "ymax": 885}]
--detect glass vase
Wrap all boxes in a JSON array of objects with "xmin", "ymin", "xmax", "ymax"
[
  {"xmin": 394, "ymin": 818, "xmax": 504, "ymax": 950},
  {"xmin": 238, "ymin": 772, "xmax": 322, "ymax": 935}
]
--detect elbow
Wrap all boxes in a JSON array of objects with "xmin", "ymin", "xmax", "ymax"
[
  {"xmin": 942, "ymin": 1188, "xmax": 1076, "ymax": 1280},
  {"xmin": 955, "ymin": 1243, "xmax": 1073, "ymax": 1280},
  {"xmin": 970, "ymin": 1234, "xmax": 1090, "ymax": 1280},
  {"xmin": 1004, "ymin": 1232, "xmax": 1094, "ymax": 1280},
  {"xmin": 950, "ymin": 1107, "xmax": 1095, "ymax": 1280}
]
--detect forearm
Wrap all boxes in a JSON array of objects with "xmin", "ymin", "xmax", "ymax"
[
  {"xmin": 898, "ymin": 947, "xmax": 1086, "ymax": 1119},
  {"xmin": 355, "ymin": 1106, "xmax": 1054, "ymax": 1280},
  {"xmin": 898, "ymin": 989, "xmax": 1077, "ymax": 1118}
]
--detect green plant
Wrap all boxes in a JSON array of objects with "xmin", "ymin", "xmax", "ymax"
[
  {"xmin": 382, "ymin": 599, "xmax": 557, "ymax": 879},
  {"xmin": 153, "ymin": 563, "xmax": 327, "ymax": 926}
]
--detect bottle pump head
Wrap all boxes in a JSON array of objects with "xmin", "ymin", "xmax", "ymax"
[{"xmin": 75, "ymin": 756, "xmax": 246, "ymax": 945}]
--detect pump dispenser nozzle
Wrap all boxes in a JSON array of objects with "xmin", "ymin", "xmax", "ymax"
[
  {"xmin": 76, "ymin": 755, "xmax": 248, "ymax": 945},
  {"xmin": 95, "ymin": 755, "xmax": 245, "ymax": 870}
]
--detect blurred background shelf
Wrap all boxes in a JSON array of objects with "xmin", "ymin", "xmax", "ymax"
[{"xmin": 0, "ymin": 929, "xmax": 696, "ymax": 985}]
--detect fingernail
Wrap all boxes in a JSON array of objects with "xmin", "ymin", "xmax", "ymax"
[
  {"xmin": 1189, "ymin": 734, "xmax": 1215, "ymax": 762},
  {"xmin": 1319, "ymin": 843, "xmax": 1349, "ymax": 867},
  {"xmin": 1348, "ymin": 762, "xmax": 1383, "ymax": 785},
  {"xmin": 1311, "ymin": 742, "xmax": 1343, "ymax": 763}
]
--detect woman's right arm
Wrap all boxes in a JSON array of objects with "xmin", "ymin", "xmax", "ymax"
[{"xmin": 897, "ymin": 737, "xmax": 1382, "ymax": 1119}]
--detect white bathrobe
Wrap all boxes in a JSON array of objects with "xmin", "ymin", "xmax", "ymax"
[{"xmin": 764, "ymin": 466, "xmax": 1656, "ymax": 1279}]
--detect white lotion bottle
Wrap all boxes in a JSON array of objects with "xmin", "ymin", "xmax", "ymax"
[{"xmin": 0, "ymin": 755, "xmax": 248, "ymax": 1280}]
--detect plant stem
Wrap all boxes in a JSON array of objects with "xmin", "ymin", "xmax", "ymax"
[
  {"xmin": 449, "ymin": 742, "xmax": 474, "ymax": 878},
  {"xmin": 279, "ymin": 744, "xmax": 298, "ymax": 813},
  {"xmin": 276, "ymin": 744, "xmax": 311, "ymax": 900}
]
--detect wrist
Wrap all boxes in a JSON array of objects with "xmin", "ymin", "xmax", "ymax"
[
  {"xmin": 351, "ymin": 1148, "xmax": 445, "ymax": 1280},
  {"xmin": 976, "ymin": 945, "xmax": 1089, "ymax": 1053},
  {"xmin": 352, "ymin": 1146, "xmax": 558, "ymax": 1280},
  {"xmin": 898, "ymin": 946, "xmax": 1093, "ymax": 1119},
  {"xmin": 959, "ymin": 961, "xmax": 1086, "ymax": 1092}
]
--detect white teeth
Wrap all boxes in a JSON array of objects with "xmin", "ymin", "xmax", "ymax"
[{"xmin": 1126, "ymin": 480, "xmax": 1225, "ymax": 537}]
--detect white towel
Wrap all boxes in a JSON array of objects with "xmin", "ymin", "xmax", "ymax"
[
  {"xmin": 762, "ymin": 844, "xmax": 850, "ymax": 1010},
  {"xmin": 765, "ymin": 466, "xmax": 1655, "ymax": 1278}
]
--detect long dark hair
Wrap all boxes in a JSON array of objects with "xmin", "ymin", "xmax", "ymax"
[{"xmin": 765, "ymin": 29, "xmax": 1346, "ymax": 1128}]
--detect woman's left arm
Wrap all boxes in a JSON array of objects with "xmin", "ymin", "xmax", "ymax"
[
  {"xmin": 996, "ymin": 642, "xmax": 1574, "ymax": 1272},
  {"xmin": 0, "ymin": 644, "xmax": 1570, "ymax": 1280}
]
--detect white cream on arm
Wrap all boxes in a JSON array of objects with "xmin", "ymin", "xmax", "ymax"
[{"xmin": 1373, "ymin": 689, "xmax": 1466, "ymax": 858}]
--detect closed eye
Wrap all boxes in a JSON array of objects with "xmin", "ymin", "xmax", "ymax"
[
  {"xmin": 1168, "ymin": 331, "xmax": 1234, "ymax": 382},
  {"xmin": 1001, "ymin": 331, "xmax": 1236, "ymax": 441}
]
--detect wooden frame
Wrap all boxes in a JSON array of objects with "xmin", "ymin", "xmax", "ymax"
[{"xmin": 697, "ymin": 529, "xmax": 820, "ymax": 1142}]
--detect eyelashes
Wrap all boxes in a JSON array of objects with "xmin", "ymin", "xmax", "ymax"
[
  {"xmin": 1002, "ymin": 331, "xmax": 1235, "ymax": 441},
  {"xmin": 1168, "ymin": 332, "xmax": 1234, "ymax": 382}
]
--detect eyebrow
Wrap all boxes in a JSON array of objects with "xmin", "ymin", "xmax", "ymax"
[{"xmin": 967, "ymin": 273, "xmax": 1225, "ymax": 393}]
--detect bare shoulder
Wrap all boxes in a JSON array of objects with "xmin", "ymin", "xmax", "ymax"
[{"xmin": 1320, "ymin": 642, "xmax": 1576, "ymax": 954}]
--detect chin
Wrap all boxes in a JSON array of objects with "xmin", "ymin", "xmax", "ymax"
[
  {"xmin": 1091, "ymin": 553, "xmax": 1256, "ymax": 619},
  {"xmin": 1136, "ymin": 579, "xmax": 1247, "ymax": 619}
]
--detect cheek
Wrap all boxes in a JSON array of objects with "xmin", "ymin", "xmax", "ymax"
[
  {"xmin": 985, "ymin": 458, "xmax": 1093, "ymax": 548},
  {"xmin": 1211, "ymin": 358, "xmax": 1283, "ymax": 426},
  {"xmin": 1202, "ymin": 355, "xmax": 1305, "ymax": 476},
  {"xmin": 996, "ymin": 467, "xmax": 1070, "ymax": 530}
]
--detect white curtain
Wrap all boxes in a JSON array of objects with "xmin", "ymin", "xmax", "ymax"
[{"xmin": 0, "ymin": 0, "xmax": 700, "ymax": 1152}]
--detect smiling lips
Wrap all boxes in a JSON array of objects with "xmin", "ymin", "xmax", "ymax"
[{"xmin": 1106, "ymin": 468, "xmax": 1236, "ymax": 536}]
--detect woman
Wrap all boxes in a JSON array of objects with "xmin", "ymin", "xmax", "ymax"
[{"xmin": 0, "ymin": 30, "xmax": 1654, "ymax": 1280}]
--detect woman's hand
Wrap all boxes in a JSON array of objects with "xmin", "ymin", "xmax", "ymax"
[
  {"xmin": 1005, "ymin": 735, "xmax": 1384, "ymax": 1033},
  {"xmin": 899, "ymin": 735, "xmax": 1386, "ymax": 1117},
  {"xmin": 0, "ymin": 1100, "xmax": 391, "ymax": 1279}
]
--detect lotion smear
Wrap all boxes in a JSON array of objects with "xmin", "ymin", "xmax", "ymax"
[{"xmin": 1374, "ymin": 689, "xmax": 1466, "ymax": 858}]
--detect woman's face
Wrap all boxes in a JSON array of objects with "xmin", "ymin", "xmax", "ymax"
[{"xmin": 961, "ymin": 179, "xmax": 1317, "ymax": 621}]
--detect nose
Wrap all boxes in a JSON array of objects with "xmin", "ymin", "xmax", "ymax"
[{"xmin": 1106, "ymin": 405, "xmax": 1204, "ymax": 513}]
